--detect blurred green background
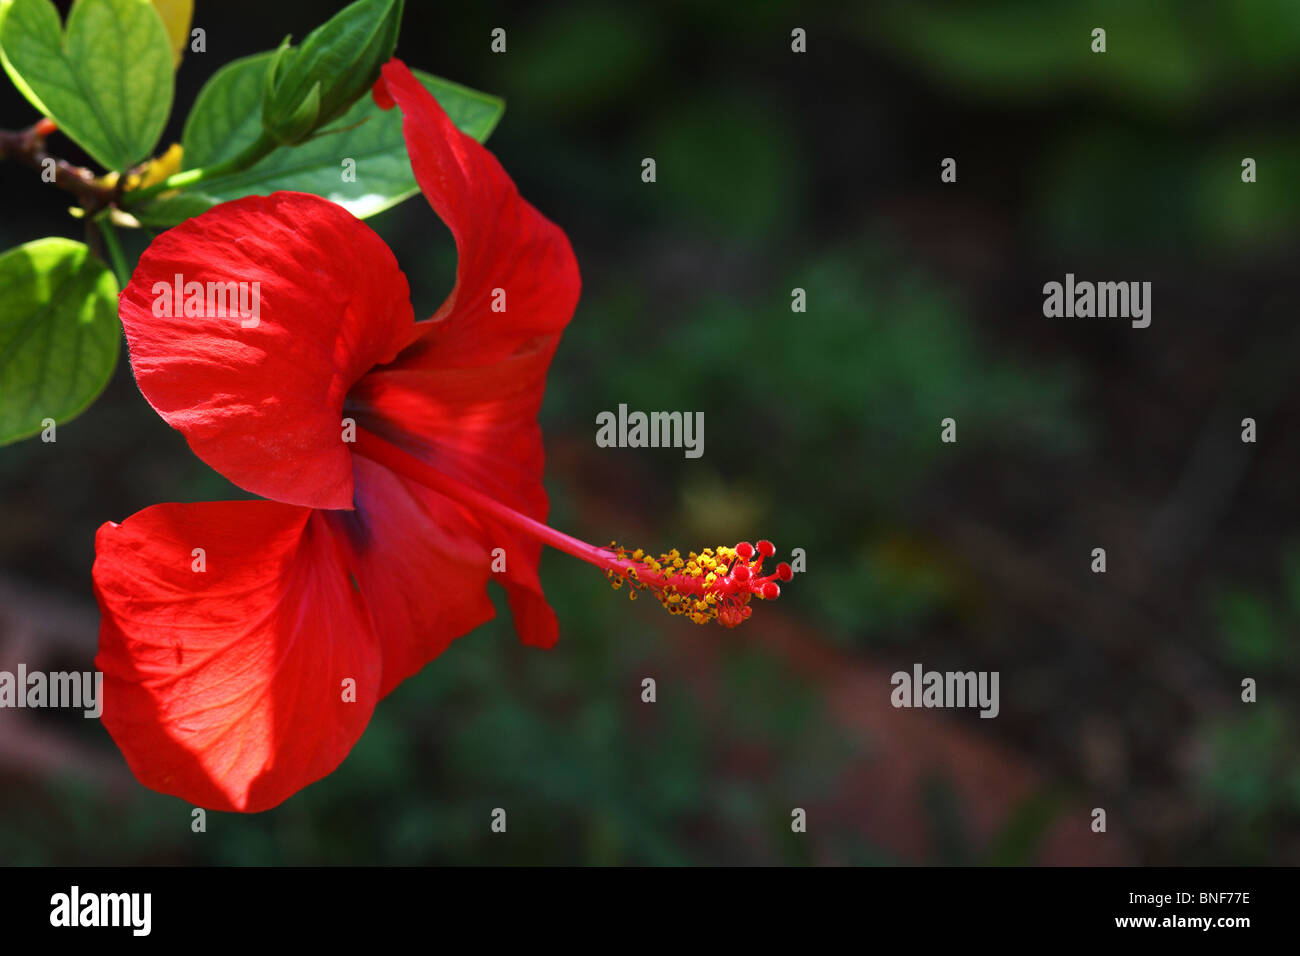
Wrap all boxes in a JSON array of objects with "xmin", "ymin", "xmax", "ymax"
[{"xmin": 1, "ymin": 0, "xmax": 1298, "ymax": 864}]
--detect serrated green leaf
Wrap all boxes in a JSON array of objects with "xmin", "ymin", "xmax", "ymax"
[
  {"xmin": 135, "ymin": 55, "xmax": 503, "ymax": 225},
  {"xmin": 0, "ymin": 0, "xmax": 174, "ymax": 172},
  {"xmin": 0, "ymin": 238, "xmax": 120, "ymax": 445}
]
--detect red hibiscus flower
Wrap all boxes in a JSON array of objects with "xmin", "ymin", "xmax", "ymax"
[{"xmin": 92, "ymin": 59, "xmax": 792, "ymax": 812}]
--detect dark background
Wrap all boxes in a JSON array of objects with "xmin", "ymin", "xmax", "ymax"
[{"xmin": 2, "ymin": 0, "xmax": 1298, "ymax": 865}]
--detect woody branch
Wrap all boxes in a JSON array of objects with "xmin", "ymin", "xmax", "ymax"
[{"xmin": 0, "ymin": 119, "xmax": 118, "ymax": 214}]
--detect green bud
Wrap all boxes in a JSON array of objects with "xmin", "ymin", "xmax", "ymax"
[
  {"xmin": 271, "ymin": 81, "xmax": 321, "ymax": 146},
  {"xmin": 263, "ymin": 37, "xmax": 295, "ymax": 106},
  {"xmin": 262, "ymin": 0, "xmax": 403, "ymax": 146}
]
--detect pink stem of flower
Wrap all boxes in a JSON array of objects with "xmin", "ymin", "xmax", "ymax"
[
  {"xmin": 352, "ymin": 427, "xmax": 789, "ymax": 627},
  {"xmin": 352, "ymin": 427, "xmax": 626, "ymax": 575}
]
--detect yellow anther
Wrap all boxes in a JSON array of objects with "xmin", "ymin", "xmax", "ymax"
[{"xmin": 608, "ymin": 539, "xmax": 780, "ymax": 628}]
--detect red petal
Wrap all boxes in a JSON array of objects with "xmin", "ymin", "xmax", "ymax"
[
  {"xmin": 117, "ymin": 193, "xmax": 415, "ymax": 510},
  {"xmin": 350, "ymin": 326, "xmax": 562, "ymax": 649},
  {"xmin": 376, "ymin": 59, "xmax": 581, "ymax": 365},
  {"xmin": 357, "ymin": 59, "xmax": 581, "ymax": 646},
  {"xmin": 371, "ymin": 74, "xmax": 395, "ymax": 111},
  {"xmin": 93, "ymin": 500, "xmax": 382, "ymax": 812},
  {"xmin": 325, "ymin": 455, "xmax": 498, "ymax": 696}
]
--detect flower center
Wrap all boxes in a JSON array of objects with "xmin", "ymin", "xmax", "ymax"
[{"xmin": 351, "ymin": 428, "xmax": 791, "ymax": 627}]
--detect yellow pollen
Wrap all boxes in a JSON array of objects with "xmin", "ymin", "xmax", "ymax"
[{"xmin": 603, "ymin": 540, "xmax": 779, "ymax": 628}]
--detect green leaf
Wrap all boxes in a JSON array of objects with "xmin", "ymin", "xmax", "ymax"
[
  {"xmin": 136, "ymin": 55, "xmax": 504, "ymax": 225},
  {"xmin": 0, "ymin": 238, "xmax": 120, "ymax": 446},
  {"xmin": 0, "ymin": 0, "xmax": 174, "ymax": 173},
  {"xmin": 182, "ymin": 52, "xmax": 278, "ymax": 170}
]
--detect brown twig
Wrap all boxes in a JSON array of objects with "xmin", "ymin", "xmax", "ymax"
[{"xmin": 0, "ymin": 119, "xmax": 119, "ymax": 215}]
